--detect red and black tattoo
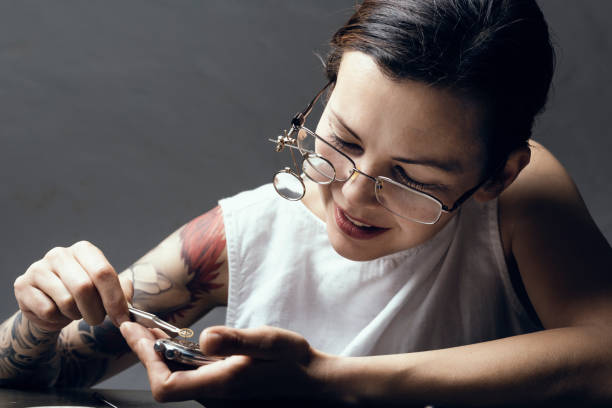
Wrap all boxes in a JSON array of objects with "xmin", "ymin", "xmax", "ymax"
[{"xmin": 180, "ymin": 205, "xmax": 225, "ymax": 303}]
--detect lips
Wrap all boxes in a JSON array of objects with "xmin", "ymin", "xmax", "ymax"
[
  {"xmin": 344, "ymin": 212, "xmax": 374, "ymax": 227},
  {"xmin": 334, "ymin": 205, "xmax": 389, "ymax": 240}
]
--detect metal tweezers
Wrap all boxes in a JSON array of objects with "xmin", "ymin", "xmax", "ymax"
[{"xmin": 127, "ymin": 305, "xmax": 181, "ymax": 336}]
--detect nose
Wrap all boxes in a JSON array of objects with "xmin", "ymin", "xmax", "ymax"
[{"xmin": 340, "ymin": 166, "xmax": 379, "ymax": 208}]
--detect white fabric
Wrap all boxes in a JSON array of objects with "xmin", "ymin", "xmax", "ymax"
[{"xmin": 220, "ymin": 184, "xmax": 540, "ymax": 356}]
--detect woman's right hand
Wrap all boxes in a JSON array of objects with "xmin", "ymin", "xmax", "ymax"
[{"xmin": 13, "ymin": 240, "xmax": 132, "ymax": 332}]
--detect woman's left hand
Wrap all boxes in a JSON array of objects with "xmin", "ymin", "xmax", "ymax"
[{"xmin": 119, "ymin": 321, "xmax": 333, "ymax": 403}]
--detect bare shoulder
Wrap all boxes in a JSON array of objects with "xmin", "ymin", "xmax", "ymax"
[
  {"xmin": 498, "ymin": 140, "xmax": 584, "ymax": 253},
  {"xmin": 498, "ymin": 141, "xmax": 612, "ymax": 328}
]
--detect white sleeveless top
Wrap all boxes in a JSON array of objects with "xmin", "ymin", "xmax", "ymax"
[{"xmin": 219, "ymin": 184, "xmax": 541, "ymax": 356}]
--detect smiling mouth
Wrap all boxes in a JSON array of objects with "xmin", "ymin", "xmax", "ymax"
[
  {"xmin": 334, "ymin": 205, "xmax": 390, "ymax": 240},
  {"xmin": 344, "ymin": 212, "xmax": 375, "ymax": 228}
]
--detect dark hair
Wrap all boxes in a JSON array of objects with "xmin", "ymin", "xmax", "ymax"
[{"xmin": 326, "ymin": 0, "xmax": 555, "ymax": 170}]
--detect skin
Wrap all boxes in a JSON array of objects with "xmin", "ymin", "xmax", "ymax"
[
  {"xmin": 2, "ymin": 50, "xmax": 612, "ymax": 406},
  {"xmin": 0, "ymin": 208, "xmax": 228, "ymax": 388},
  {"xmin": 302, "ymin": 52, "xmax": 489, "ymax": 260}
]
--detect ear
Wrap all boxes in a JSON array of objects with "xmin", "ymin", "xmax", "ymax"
[{"xmin": 474, "ymin": 146, "xmax": 531, "ymax": 202}]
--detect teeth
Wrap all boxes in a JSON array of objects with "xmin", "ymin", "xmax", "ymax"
[{"xmin": 345, "ymin": 213, "xmax": 373, "ymax": 228}]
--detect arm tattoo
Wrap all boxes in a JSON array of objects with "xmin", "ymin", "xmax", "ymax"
[
  {"xmin": 130, "ymin": 262, "xmax": 174, "ymax": 299},
  {"xmin": 131, "ymin": 206, "xmax": 227, "ymax": 321},
  {"xmin": 0, "ymin": 207, "xmax": 226, "ymax": 388},
  {"xmin": 0, "ymin": 311, "xmax": 60, "ymax": 387},
  {"xmin": 0, "ymin": 312, "xmax": 131, "ymax": 388},
  {"xmin": 180, "ymin": 206, "xmax": 225, "ymax": 308},
  {"xmin": 128, "ymin": 261, "xmax": 184, "ymax": 321},
  {"xmin": 144, "ymin": 206, "xmax": 225, "ymax": 321},
  {"xmin": 54, "ymin": 318, "xmax": 130, "ymax": 388}
]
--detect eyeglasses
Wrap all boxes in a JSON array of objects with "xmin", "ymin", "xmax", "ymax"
[{"xmin": 269, "ymin": 82, "xmax": 491, "ymax": 225}]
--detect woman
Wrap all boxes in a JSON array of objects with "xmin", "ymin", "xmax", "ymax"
[{"xmin": 2, "ymin": 0, "xmax": 611, "ymax": 406}]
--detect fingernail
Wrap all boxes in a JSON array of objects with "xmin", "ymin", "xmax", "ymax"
[{"xmin": 119, "ymin": 321, "xmax": 131, "ymax": 335}]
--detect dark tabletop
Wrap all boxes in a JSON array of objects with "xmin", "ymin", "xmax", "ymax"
[
  {"xmin": 0, "ymin": 387, "xmax": 358, "ymax": 408},
  {"xmin": 0, "ymin": 387, "xmax": 200, "ymax": 407}
]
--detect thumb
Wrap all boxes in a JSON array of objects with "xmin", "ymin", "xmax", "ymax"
[{"xmin": 199, "ymin": 326, "xmax": 311, "ymax": 362}]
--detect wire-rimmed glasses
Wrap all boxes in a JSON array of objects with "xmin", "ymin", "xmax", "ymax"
[{"xmin": 270, "ymin": 82, "xmax": 489, "ymax": 225}]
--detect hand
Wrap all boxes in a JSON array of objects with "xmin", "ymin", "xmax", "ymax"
[
  {"xmin": 120, "ymin": 322, "xmax": 332, "ymax": 403},
  {"xmin": 13, "ymin": 240, "xmax": 132, "ymax": 332}
]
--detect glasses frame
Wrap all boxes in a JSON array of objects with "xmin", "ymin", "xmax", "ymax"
[{"xmin": 270, "ymin": 82, "xmax": 493, "ymax": 225}]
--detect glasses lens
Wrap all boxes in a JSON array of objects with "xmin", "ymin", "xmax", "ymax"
[
  {"xmin": 296, "ymin": 128, "xmax": 316, "ymax": 154},
  {"xmin": 273, "ymin": 169, "xmax": 305, "ymax": 201},
  {"xmin": 375, "ymin": 178, "xmax": 442, "ymax": 224},
  {"xmin": 303, "ymin": 154, "xmax": 335, "ymax": 184},
  {"xmin": 297, "ymin": 127, "xmax": 354, "ymax": 181}
]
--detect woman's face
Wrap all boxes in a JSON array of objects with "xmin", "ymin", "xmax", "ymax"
[{"xmin": 303, "ymin": 51, "xmax": 488, "ymax": 261}]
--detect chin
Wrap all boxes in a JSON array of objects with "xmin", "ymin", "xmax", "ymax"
[{"xmin": 326, "ymin": 226, "xmax": 388, "ymax": 262}]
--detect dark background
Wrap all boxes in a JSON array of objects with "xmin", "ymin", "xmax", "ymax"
[{"xmin": 0, "ymin": 1, "xmax": 610, "ymax": 390}]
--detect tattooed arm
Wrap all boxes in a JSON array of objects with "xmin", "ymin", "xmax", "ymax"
[
  {"xmin": 0, "ymin": 312, "xmax": 60, "ymax": 387},
  {"xmin": 129, "ymin": 206, "xmax": 228, "ymax": 324},
  {"xmin": 0, "ymin": 205, "xmax": 228, "ymax": 388},
  {"xmin": 0, "ymin": 313, "xmax": 136, "ymax": 388}
]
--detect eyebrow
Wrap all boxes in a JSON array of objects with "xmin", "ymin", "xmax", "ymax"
[{"xmin": 329, "ymin": 109, "xmax": 464, "ymax": 173}]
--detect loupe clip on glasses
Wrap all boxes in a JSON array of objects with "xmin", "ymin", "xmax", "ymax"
[{"xmin": 269, "ymin": 128, "xmax": 331, "ymax": 201}]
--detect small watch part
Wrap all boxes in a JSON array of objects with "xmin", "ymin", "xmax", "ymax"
[
  {"xmin": 178, "ymin": 328, "xmax": 194, "ymax": 338},
  {"xmin": 172, "ymin": 337, "xmax": 201, "ymax": 350}
]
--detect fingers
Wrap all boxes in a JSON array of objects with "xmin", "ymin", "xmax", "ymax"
[
  {"xmin": 45, "ymin": 247, "xmax": 106, "ymax": 325},
  {"xmin": 120, "ymin": 321, "xmax": 249, "ymax": 402},
  {"xmin": 14, "ymin": 240, "xmax": 128, "ymax": 332},
  {"xmin": 149, "ymin": 327, "xmax": 170, "ymax": 340},
  {"xmin": 30, "ymin": 268, "xmax": 82, "ymax": 320},
  {"xmin": 14, "ymin": 283, "xmax": 72, "ymax": 331},
  {"xmin": 120, "ymin": 322, "xmax": 180, "ymax": 400},
  {"xmin": 122, "ymin": 323, "xmax": 318, "ymax": 402},
  {"xmin": 151, "ymin": 356, "xmax": 251, "ymax": 402},
  {"xmin": 71, "ymin": 241, "xmax": 129, "ymax": 325},
  {"xmin": 199, "ymin": 326, "xmax": 311, "ymax": 362}
]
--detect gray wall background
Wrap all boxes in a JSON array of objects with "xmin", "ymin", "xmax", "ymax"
[{"xmin": 0, "ymin": 1, "xmax": 610, "ymax": 390}]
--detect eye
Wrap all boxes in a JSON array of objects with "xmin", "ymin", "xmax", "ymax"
[
  {"xmin": 392, "ymin": 166, "xmax": 431, "ymax": 191},
  {"xmin": 330, "ymin": 133, "xmax": 362, "ymax": 154}
]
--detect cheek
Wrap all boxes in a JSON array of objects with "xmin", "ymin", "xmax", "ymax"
[
  {"xmin": 395, "ymin": 212, "xmax": 453, "ymax": 238},
  {"xmin": 323, "ymin": 181, "xmax": 340, "ymax": 201},
  {"xmin": 315, "ymin": 183, "xmax": 335, "ymax": 218}
]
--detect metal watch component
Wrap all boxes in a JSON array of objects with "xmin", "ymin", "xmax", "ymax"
[{"xmin": 153, "ymin": 338, "xmax": 223, "ymax": 367}]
